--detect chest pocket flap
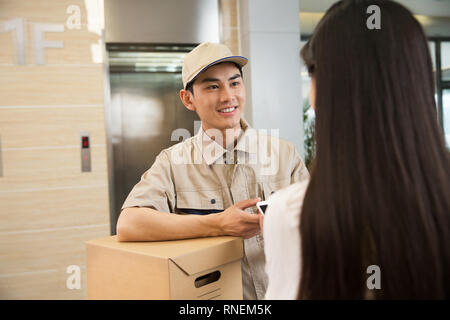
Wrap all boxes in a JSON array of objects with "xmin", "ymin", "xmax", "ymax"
[{"xmin": 176, "ymin": 189, "xmax": 224, "ymax": 215}]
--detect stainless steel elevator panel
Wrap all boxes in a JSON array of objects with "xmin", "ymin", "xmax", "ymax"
[
  {"xmin": 110, "ymin": 71, "xmax": 199, "ymax": 232},
  {"xmin": 104, "ymin": 0, "xmax": 219, "ymax": 44}
]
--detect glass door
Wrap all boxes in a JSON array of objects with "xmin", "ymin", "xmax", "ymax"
[{"xmin": 441, "ymin": 41, "xmax": 450, "ymax": 147}]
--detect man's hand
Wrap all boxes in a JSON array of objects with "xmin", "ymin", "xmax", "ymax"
[{"xmin": 216, "ymin": 198, "xmax": 261, "ymax": 239}]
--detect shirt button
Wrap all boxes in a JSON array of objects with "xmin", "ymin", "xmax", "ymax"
[{"xmin": 211, "ymin": 199, "xmax": 216, "ymax": 204}]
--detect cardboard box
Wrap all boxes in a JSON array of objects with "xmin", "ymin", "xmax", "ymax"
[{"xmin": 86, "ymin": 235, "xmax": 243, "ymax": 300}]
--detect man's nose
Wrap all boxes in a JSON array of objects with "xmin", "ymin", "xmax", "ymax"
[{"xmin": 220, "ymin": 86, "xmax": 234, "ymax": 102}]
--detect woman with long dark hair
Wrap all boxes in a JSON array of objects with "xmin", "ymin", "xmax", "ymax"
[{"xmin": 263, "ymin": 0, "xmax": 450, "ymax": 299}]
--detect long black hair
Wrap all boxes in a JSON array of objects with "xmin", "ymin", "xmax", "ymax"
[{"xmin": 299, "ymin": 0, "xmax": 450, "ymax": 299}]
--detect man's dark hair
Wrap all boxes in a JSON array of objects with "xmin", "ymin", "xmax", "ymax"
[{"xmin": 185, "ymin": 61, "xmax": 243, "ymax": 95}]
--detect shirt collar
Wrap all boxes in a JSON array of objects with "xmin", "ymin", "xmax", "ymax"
[{"xmin": 194, "ymin": 118, "xmax": 256, "ymax": 165}]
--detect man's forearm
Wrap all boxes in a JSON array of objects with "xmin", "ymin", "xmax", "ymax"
[{"xmin": 116, "ymin": 207, "xmax": 223, "ymax": 242}]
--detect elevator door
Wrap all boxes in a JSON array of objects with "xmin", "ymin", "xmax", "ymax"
[{"xmin": 110, "ymin": 71, "xmax": 199, "ymax": 233}]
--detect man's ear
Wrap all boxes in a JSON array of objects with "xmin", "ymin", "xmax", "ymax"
[{"xmin": 179, "ymin": 89, "xmax": 196, "ymax": 111}]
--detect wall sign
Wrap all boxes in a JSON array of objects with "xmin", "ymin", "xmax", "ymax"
[{"xmin": 0, "ymin": 5, "xmax": 82, "ymax": 65}]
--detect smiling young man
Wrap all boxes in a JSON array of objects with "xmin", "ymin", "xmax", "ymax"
[{"xmin": 117, "ymin": 42, "xmax": 309, "ymax": 300}]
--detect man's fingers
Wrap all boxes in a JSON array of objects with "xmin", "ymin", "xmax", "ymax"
[
  {"xmin": 239, "ymin": 210, "xmax": 260, "ymax": 224},
  {"xmin": 235, "ymin": 198, "xmax": 261, "ymax": 210},
  {"xmin": 259, "ymin": 213, "xmax": 264, "ymax": 236},
  {"xmin": 234, "ymin": 198, "xmax": 261, "ymax": 224},
  {"xmin": 243, "ymin": 228, "xmax": 261, "ymax": 239}
]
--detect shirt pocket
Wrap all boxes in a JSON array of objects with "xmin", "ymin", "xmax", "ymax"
[
  {"xmin": 262, "ymin": 178, "xmax": 291, "ymax": 200},
  {"xmin": 175, "ymin": 189, "xmax": 225, "ymax": 215}
]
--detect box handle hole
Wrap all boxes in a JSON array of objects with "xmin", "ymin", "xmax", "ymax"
[{"xmin": 194, "ymin": 271, "xmax": 221, "ymax": 288}]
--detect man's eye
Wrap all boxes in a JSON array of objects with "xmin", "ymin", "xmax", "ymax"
[
  {"xmin": 208, "ymin": 85, "xmax": 219, "ymax": 89},
  {"xmin": 231, "ymin": 81, "xmax": 240, "ymax": 87}
]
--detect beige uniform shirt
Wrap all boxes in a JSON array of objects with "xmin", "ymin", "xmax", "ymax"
[{"xmin": 121, "ymin": 119, "xmax": 309, "ymax": 300}]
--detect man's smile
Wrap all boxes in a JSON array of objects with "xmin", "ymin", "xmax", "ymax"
[{"xmin": 217, "ymin": 106, "xmax": 238, "ymax": 115}]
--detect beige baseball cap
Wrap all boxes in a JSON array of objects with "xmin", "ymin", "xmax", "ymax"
[{"xmin": 182, "ymin": 42, "xmax": 248, "ymax": 89}]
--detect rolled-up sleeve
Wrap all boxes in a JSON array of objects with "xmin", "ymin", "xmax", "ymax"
[{"xmin": 121, "ymin": 151, "xmax": 175, "ymax": 213}]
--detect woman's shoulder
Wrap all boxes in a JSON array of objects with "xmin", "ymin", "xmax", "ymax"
[
  {"xmin": 269, "ymin": 180, "xmax": 309, "ymax": 207},
  {"xmin": 266, "ymin": 179, "xmax": 309, "ymax": 221}
]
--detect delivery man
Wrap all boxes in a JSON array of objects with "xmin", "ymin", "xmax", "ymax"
[{"xmin": 117, "ymin": 42, "xmax": 309, "ymax": 300}]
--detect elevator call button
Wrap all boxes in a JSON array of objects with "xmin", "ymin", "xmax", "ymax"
[
  {"xmin": 82, "ymin": 136, "xmax": 89, "ymax": 149},
  {"xmin": 80, "ymin": 132, "xmax": 91, "ymax": 172}
]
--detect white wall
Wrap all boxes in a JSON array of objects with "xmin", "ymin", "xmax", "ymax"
[{"xmin": 239, "ymin": 0, "xmax": 304, "ymax": 158}]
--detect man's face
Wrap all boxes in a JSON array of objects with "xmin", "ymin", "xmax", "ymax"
[{"xmin": 182, "ymin": 62, "xmax": 246, "ymax": 132}]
